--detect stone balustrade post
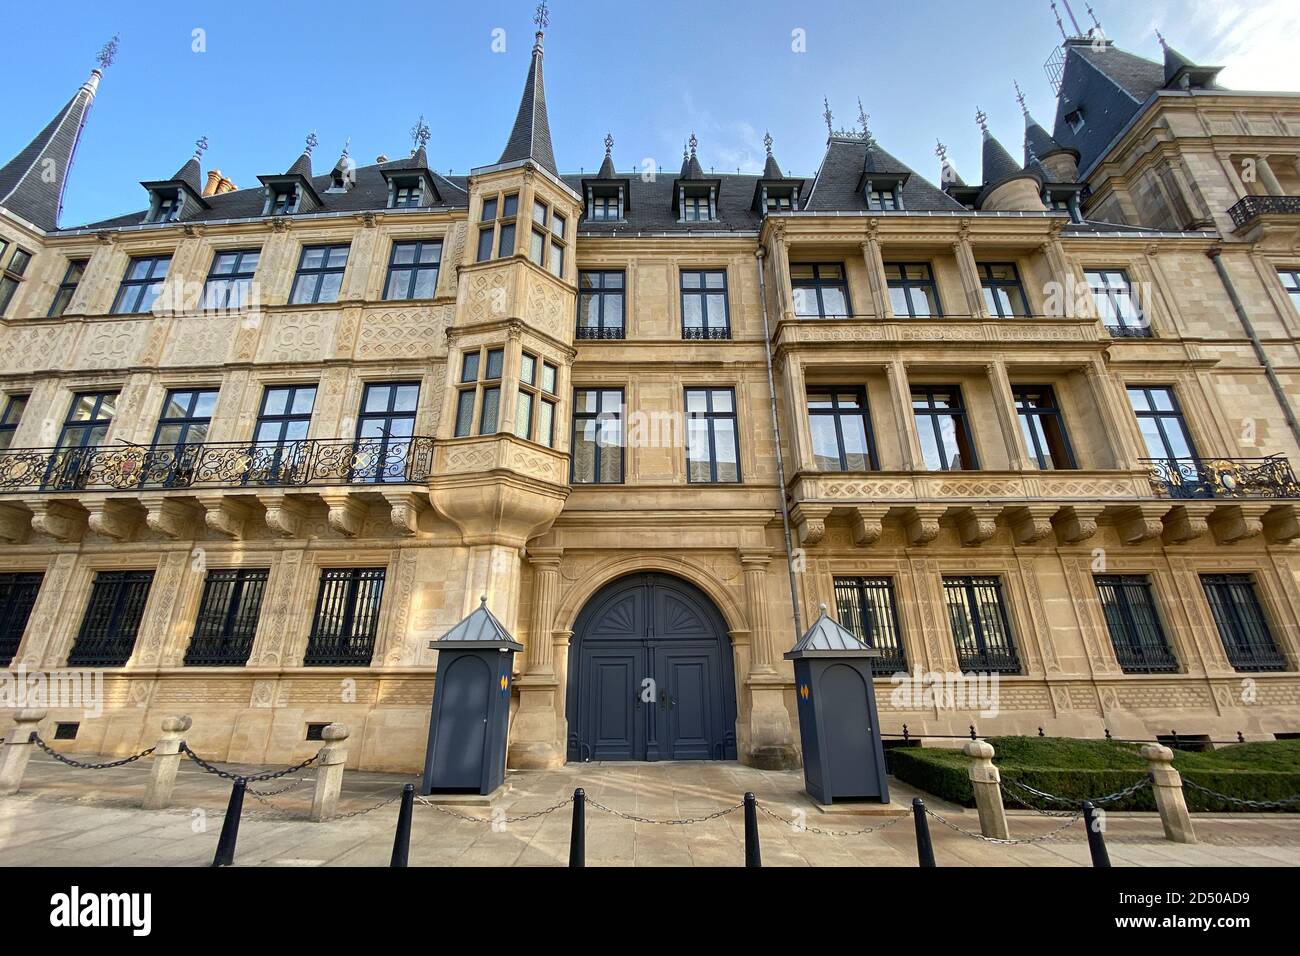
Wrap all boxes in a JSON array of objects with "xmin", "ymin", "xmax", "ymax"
[
  {"xmin": 963, "ymin": 738, "xmax": 1010, "ymax": 840},
  {"xmin": 142, "ymin": 715, "xmax": 192, "ymax": 810},
  {"xmin": 1140, "ymin": 744, "xmax": 1197, "ymax": 844},
  {"xmin": 0, "ymin": 709, "xmax": 47, "ymax": 795},
  {"xmin": 309, "ymin": 723, "xmax": 349, "ymax": 822}
]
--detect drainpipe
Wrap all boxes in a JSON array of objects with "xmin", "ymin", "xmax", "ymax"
[
  {"xmin": 1207, "ymin": 247, "xmax": 1300, "ymax": 451},
  {"xmin": 754, "ymin": 246, "xmax": 804, "ymax": 642}
]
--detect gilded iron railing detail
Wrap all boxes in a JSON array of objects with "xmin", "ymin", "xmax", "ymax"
[
  {"xmin": 1141, "ymin": 456, "xmax": 1300, "ymax": 500},
  {"xmin": 0, "ymin": 437, "xmax": 436, "ymax": 494},
  {"xmin": 1228, "ymin": 194, "xmax": 1300, "ymax": 229}
]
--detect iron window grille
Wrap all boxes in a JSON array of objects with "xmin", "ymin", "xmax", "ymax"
[
  {"xmin": 146, "ymin": 389, "xmax": 220, "ymax": 487},
  {"xmin": 184, "ymin": 569, "xmax": 270, "ymax": 666},
  {"xmin": 67, "ymin": 571, "xmax": 155, "ymax": 667},
  {"xmin": 249, "ymin": 385, "xmax": 316, "ymax": 484},
  {"xmin": 290, "ymin": 244, "xmax": 349, "ymax": 305},
  {"xmin": 1279, "ymin": 269, "xmax": 1300, "ymax": 314},
  {"xmin": 680, "ymin": 269, "xmax": 730, "ymax": 339},
  {"xmin": 0, "ymin": 572, "xmax": 43, "ymax": 667},
  {"xmin": 304, "ymin": 568, "xmax": 387, "ymax": 666},
  {"xmin": 577, "ymin": 271, "xmax": 625, "ymax": 338},
  {"xmin": 0, "ymin": 393, "xmax": 28, "ymax": 452},
  {"xmin": 1085, "ymin": 269, "xmax": 1150, "ymax": 336},
  {"xmin": 454, "ymin": 347, "xmax": 505, "ymax": 437},
  {"xmin": 807, "ymin": 389, "xmax": 878, "ymax": 471},
  {"xmin": 834, "ymin": 576, "xmax": 907, "ymax": 674},
  {"xmin": 202, "ymin": 249, "xmax": 260, "ymax": 311},
  {"xmin": 111, "ymin": 255, "xmax": 171, "ymax": 315},
  {"xmin": 47, "ymin": 259, "xmax": 88, "ymax": 317},
  {"xmin": 943, "ymin": 576, "xmax": 1021, "ymax": 674},
  {"xmin": 791, "ymin": 263, "xmax": 851, "ymax": 318},
  {"xmin": 978, "ymin": 262, "xmax": 1030, "ymax": 318},
  {"xmin": 383, "ymin": 240, "xmax": 442, "ymax": 301},
  {"xmin": 571, "ymin": 388, "xmax": 624, "ymax": 483},
  {"xmin": 1201, "ymin": 574, "xmax": 1287, "ymax": 672},
  {"xmin": 46, "ymin": 391, "xmax": 118, "ymax": 490},
  {"xmin": 1094, "ymin": 575, "xmax": 1179, "ymax": 674},
  {"xmin": 912, "ymin": 386, "xmax": 978, "ymax": 471},
  {"xmin": 354, "ymin": 382, "xmax": 419, "ymax": 483},
  {"xmin": 1014, "ymin": 386, "xmax": 1077, "ymax": 470},
  {"xmin": 685, "ymin": 388, "xmax": 740, "ymax": 483},
  {"xmin": 885, "ymin": 262, "xmax": 941, "ymax": 317}
]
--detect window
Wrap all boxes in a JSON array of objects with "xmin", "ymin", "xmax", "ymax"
[
  {"xmin": 680, "ymin": 269, "xmax": 729, "ymax": 339},
  {"xmin": 527, "ymin": 200, "xmax": 566, "ymax": 276},
  {"xmin": 1127, "ymin": 386, "xmax": 1198, "ymax": 462},
  {"xmin": 912, "ymin": 386, "xmax": 977, "ymax": 471},
  {"xmin": 355, "ymin": 382, "xmax": 419, "ymax": 482},
  {"xmin": 1014, "ymin": 386, "xmax": 1077, "ymax": 470},
  {"xmin": 111, "ymin": 255, "xmax": 170, "ymax": 315},
  {"xmin": 154, "ymin": 193, "xmax": 181, "ymax": 222},
  {"xmin": 290, "ymin": 244, "xmax": 349, "ymax": 304},
  {"xmin": 304, "ymin": 568, "xmax": 386, "ymax": 666},
  {"xmin": 681, "ymin": 191, "xmax": 713, "ymax": 222},
  {"xmin": 808, "ymin": 390, "xmax": 876, "ymax": 471},
  {"xmin": 454, "ymin": 347, "xmax": 505, "ymax": 437},
  {"xmin": 943, "ymin": 576, "xmax": 1020, "ymax": 673},
  {"xmin": 202, "ymin": 249, "xmax": 260, "ymax": 311},
  {"xmin": 184, "ymin": 568, "xmax": 270, "ymax": 666},
  {"xmin": 1279, "ymin": 269, "xmax": 1300, "ymax": 313},
  {"xmin": 686, "ymin": 388, "xmax": 739, "ymax": 483},
  {"xmin": 1065, "ymin": 108, "xmax": 1085, "ymax": 133},
  {"xmin": 67, "ymin": 570, "xmax": 154, "ymax": 667},
  {"xmin": 834, "ymin": 577, "xmax": 906, "ymax": 674},
  {"xmin": 0, "ymin": 572, "xmax": 43, "ymax": 667},
  {"xmin": 250, "ymin": 385, "xmax": 316, "ymax": 483},
  {"xmin": 47, "ymin": 259, "xmax": 88, "ymax": 317},
  {"xmin": 590, "ymin": 193, "xmax": 621, "ymax": 221},
  {"xmin": 48, "ymin": 391, "xmax": 117, "ymax": 490},
  {"xmin": 572, "ymin": 388, "xmax": 623, "ymax": 483},
  {"xmin": 477, "ymin": 193, "xmax": 518, "ymax": 262},
  {"xmin": 383, "ymin": 239, "xmax": 441, "ymax": 301},
  {"xmin": 867, "ymin": 187, "xmax": 898, "ymax": 211},
  {"xmin": 391, "ymin": 178, "xmax": 423, "ymax": 208},
  {"xmin": 577, "ymin": 271, "xmax": 625, "ymax": 339},
  {"xmin": 152, "ymin": 389, "xmax": 218, "ymax": 449},
  {"xmin": 513, "ymin": 352, "xmax": 558, "ymax": 446},
  {"xmin": 1094, "ymin": 576, "xmax": 1178, "ymax": 674},
  {"xmin": 978, "ymin": 263, "xmax": 1030, "ymax": 317},
  {"xmin": 765, "ymin": 191, "xmax": 794, "ymax": 213},
  {"xmin": 1085, "ymin": 269, "xmax": 1148, "ymax": 336},
  {"xmin": 270, "ymin": 188, "xmax": 297, "ymax": 215},
  {"xmin": 885, "ymin": 263, "xmax": 941, "ymax": 317},
  {"xmin": 1201, "ymin": 575, "xmax": 1286, "ymax": 672},
  {"xmin": 0, "ymin": 394, "xmax": 28, "ymax": 451},
  {"xmin": 791, "ymin": 263, "xmax": 851, "ymax": 318}
]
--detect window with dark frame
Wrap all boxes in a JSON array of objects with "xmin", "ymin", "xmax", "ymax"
[
  {"xmin": 1085, "ymin": 269, "xmax": 1149, "ymax": 336},
  {"xmin": 46, "ymin": 391, "xmax": 118, "ymax": 490},
  {"xmin": 1278, "ymin": 269, "xmax": 1300, "ymax": 313},
  {"xmin": 680, "ymin": 269, "xmax": 729, "ymax": 339},
  {"xmin": 250, "ymin": 385, "xmax": 316, "ymax": 484},
  {"xmin": 885, "ymin": 262, "xmax": 941, "ymax": 317},
  {"xmin": 0, "ymin": 394, "xmax": 28, "ymax": 451},
  {"xmin": 270, "ymin": 188, "xmax": 296, "ymax": 215},
  {"xmin": 513, "ymin": 352, "xmax": 558, "ymax": 446},
  {"xmin": 978, "ymin": 262, "xmax": 1030, "ymax": 318},
  {"xmin": 1201, "ymin": 574, "xmax": 1286, "ymax": 672},
  {"xmin": 146, "ymin": 389, "xmax": 219, "ymax": 487},
  {"xmin": 354, "ymin": 382, "xmax": 419, "ymax": 483},
  {"xmin": 184, "ymin": 568, "xmax": 270, "ymax": 666},
  {"xmin": 290, "ymin": 244, "xmax": 349, "ymax": 305},
  {"xmin": 303, "ymin": 567, "xmax": 387, "ymax": 666},
  {"xmin": 0, "ymin": 247, "xmax": 20, "ymax": 316},
  {"xmin": 685, "ymin": 388, "xmax": 739, "ymax": 483},
  {"xmin": 0, "ymin": 572, "xmax": 43, "ymax": 667},
  {"xmin": 454, "ymin": 347, "xmax": 505, "ymax": 437},
  {"xmin": 912, "ymin": 386, "xmax": 977, "ymax": 471},
  {"xmin": 834, "ymin": 576, "xmax": 907, "ymax": 674},
  {"xmin": 383, "ymin": 239, "xmax": 441, "ymax": 301},
  {"xmin": 67, "ymin": 570, "xmax": 155, "ymax": 667},
  {"xmin": 807, "ymin": 389, "xmax": 877, "ymax": 471},
  {"xmin": 1127, "ymin": 386, "xmax": 1198, "ymax": 462},
  {"xmin": 577, "ymin": 271, "xmax": 625, "ymax": 339},
  {"xmin": 867, "ymin": 187, "xmax": 898, "ymax": 211},
  {"xmin": 791, "ymin": 263, "xmax": 851, "ymax": 318},
  {"xmin": 1014, "ymin": 386, "xmax": 1077, "ymax": 470},
  {"xmin": 111, "ymin": 255, "xmax": 171, "ymax": 315},
  {"xmin": 943, "ymin": 576, "xmax": 1021, "ymax": 673},
  {"xmin": 47, "ymin": 259, "xmax": 88, "ymax": 317},
  {"xmin": 391, "ymin": 177, "xmax": 423, "ymax": 209},
  {"xmin": 571, "ymin": 388, "xmax": 623, "ymax": 484},
  {"xmin": 202, "ymin": 249, "xmax": 261, "ymax": 311},
  {"xmin": 1094, "ymin": 575, "xmax": 1179, "ymax": 673},
  {"xmin": 681, "ymin": 190, "xmax": 713, "ymax": 222},
  {"xmin": 477, "ymin": 192, "xmax": 519, "ymax": 262}
]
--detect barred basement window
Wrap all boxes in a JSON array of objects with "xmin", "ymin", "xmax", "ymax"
[
  {"xmin": 184, "ymin": 569, "xmax": 270, "ymax": 666},
  {"xmin": 1201, "ymin": 574, "xmax": 1286, "ymax": 672},
  {"xmin": 304, "ymin": 568, "xmax": 387, "ymax": 666},
  {"xmin": 67, "ymin": 571, "xmax": 155, "ymax": 667},
  {"xmin": 0, "ymin": 571, "xmax": 43, "ymax": 667},
  {"xmin": 1094, "ymin": 575, "xmax": 1178, "ymax": 674},
  {"xmin": 834, "ymin": 577, "xmax": 907, "ymax": 674},
  {"xmin": 54, "ymin": 722, "xmax": 79, "ymax": 740},
  {"xmin": 305, "ymin": 723, "xmax": 329, "ymax": 741},
  {"xmin": 942, "ymin": 576, "xmax": 1020, "ymax": 674}
]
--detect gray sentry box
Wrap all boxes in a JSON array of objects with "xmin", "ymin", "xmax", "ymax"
[
  {"xmin": 421, "ymin": 597, "xmax": 522, "ymax": 796},
  {"xmin": 784, "ymin": 604, "xmax": 890, "ymax": 804}
]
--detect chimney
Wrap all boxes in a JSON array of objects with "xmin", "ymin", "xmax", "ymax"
[
  {"xmin": 203, "ymin": 169, "xmax": 223, "ymax": 197},
  {"xmin": 216, "ymin": 176, "xmax": 237, "ymax": 194},
  {"xmin": 376, "ymin": 154, "xmax": 388, "ymax": 163}
]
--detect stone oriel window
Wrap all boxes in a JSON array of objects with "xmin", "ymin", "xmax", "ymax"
[
  {"xmin": 685, "ymin": 387, "xmax": 739, "ymax": 483},
  {"xmin": 807, "ymin": 388, "xmax": 877, "ymax": 472},
  {"xmin": 942, "ymin": 576, "xmax": 1021, "ymax": 674},
  {"xmin": 513, "ymin": 352, "xmax": 558, "ymax": 446},
  {"xmin": 978, "ymin": 262, "xmax": 1030, "ymax": 318},
  {"xmin": 1094, "ymin": 575, "xmax": 1178, "ymax": 674},
  {"xmin": 1201, "ymin": 575, "xmax": 1287, "ymax": 673},
  {"xmin": 454, "ymin": 347, "xmax": 505, "ymax": 438},
  {"xmin": 571, "ymin": 388, "xmax": 623, "ymax": 484},
  {"xmin": 111, "ymin": 254, "xmax": 170, "ymax": 315},
  {"xmin": 911, "ymin": 386, "xmax": 977, "ymax": 471},
  {"xmin": 290, "ymin": 244, "xmax": 349, "ymax": 305},
  {"xmin": 47, "ymin": 258, "xmax": 87, "ymax": 317},
  {"xmin": 477, "ymin": 192, "xmax": 519, "ymax": 262}
]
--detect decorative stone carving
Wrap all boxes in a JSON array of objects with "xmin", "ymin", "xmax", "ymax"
[
  {"xmin": 850, "ymin": 506, "xmax": 887, "ymax": 547},
  {"xmin": 1009, "ymin": 505, "xmax": 1057, "ymax": 545},
  {"xmin": 1264, "ymin": 504, "xmax": 1299, "ymax": 544},
  {"xmin": 259, "ymin": 496, "xmax": 306, "ymax": 538},
  {"xmin": 791, "ymin": 504, "xmax": 830, "ymax": 546},
  {"xmin": 0, "ymin": 504, "xmax": 30, "ymax": 543},
  {"xmin": 1118, "ymin": 505, "xmax": 1168, "ymax": 545},
  {"xmin": 1211, "ymin": 504, "xmax": 1268, "ymax": 545},
  {"xmin": 955, "ymin": 507, "xmax": 999, "ymax": 546},
  {"xmin": 904, "ymin": 506, "xmax": 944, "ymax": 546},
  {"xmin": 1053, "ymin": 505, "xmax": 1103, "ymax": 544},
  {"xmin": 26, "ymin": 501, "xmax": 84, "ymax": 543},
  {"xmin": 199, "ymin": 496, "xmax": 247, "ymax": 539},
  {"xmin": 1161, "ymin": 504, "xmax": 1212, "ymax": 545},
  {"xmin": 383, "ymin": 492, "xmax": 425, "ymax": 536},
  {"xmin": 322, "ymin": 494, "xmax": 367, "ymax": 538}
]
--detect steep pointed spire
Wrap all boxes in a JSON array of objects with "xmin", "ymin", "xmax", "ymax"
[
  {"xmin": 977, "ymin": 108, "xmax": 1024, "ymax": 186},
  {"xmin": 596, "ymin": 132, "xmax": 616, "ymax": 179},
  {"xmin": 286, "ymin": 130, "xmax": 317, "ymax": 178},
  {"xmin": 496, "ymin": 4, "xmax": 558, "ymax": 176},
  {"xmin": 935, "ymin": 139, "xmax": 966, "ymax": 190},
  {"xmin": 681, "ymin": 132, "xmax": 706, "ymax": 180},
  {"xmin": 1016, "ymin": 80, "xmax": 1067, "ymax": 166}
]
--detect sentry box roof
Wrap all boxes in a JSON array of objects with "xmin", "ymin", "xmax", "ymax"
[
  {"xmin": 428, "ymin": 596, "xmax": 524, "ymax": 652},
  {"xmin": 784, "ymin": 604, "xmax": 881, "ymax": 660}
]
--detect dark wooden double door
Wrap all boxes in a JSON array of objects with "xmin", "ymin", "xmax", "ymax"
[{"xmin": 568, "ymin": 574, "xmax": 737, "ymax": 762}]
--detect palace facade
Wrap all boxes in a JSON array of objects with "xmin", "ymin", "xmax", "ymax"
[{"xmin": 1, "ymin": 22, "xmax": 1299, "ymax": 772}]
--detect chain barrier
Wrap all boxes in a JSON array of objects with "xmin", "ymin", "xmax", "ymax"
[
  {"xmin": 757, "ymin": 802, "xmax": 909, "ymax": 837},
  {"xmin": 999, "ymin": 779, "xmax": 1077, "ymax": 818},
  {"xmin": 924, "ymin": 805, "xmax": 1083, "ymax": 845},
  {"xmin": 1000, "ymin": 773, "xmax": 1151, "ymax": 809},
  {"xmin": 31, "ymin": 734, "xmax": 155, "ymax": 769},
  {"xmin": 415, "ymin": 793, "xmax": 574, "ymax": 824},
  {"xmin": 247, "ymin": 776, "xmax": 316, "ymax": 798},
  {"xmin": 179, "ymin": 741, "xmax": 320, "ymax": 782},
  {"xmin": 333, "ymin": 789, "xmax": 412, "ymax": 820},
  {"xmin": 585, "ymin": 797, "xmax": 743, "ymax": 825},
  {"xmin": 1181, "ymin": 778, "xmax": 1300, "ymax": 811}
]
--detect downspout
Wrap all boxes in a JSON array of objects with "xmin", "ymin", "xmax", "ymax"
[
  {"xmin": 1207, "ymin": 247, "xmax": 1300, "ymax": 450},
  {"xmin": 755, "ymin": 245, "xmax": 804, "ymax": 642}
]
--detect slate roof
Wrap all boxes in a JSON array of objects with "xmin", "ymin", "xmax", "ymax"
[
  {"xmin": 1024, "ymin": 111, "xmax": 1071, "ymax": 165},
  {"xmin": 981, "ymin": 129, "xmax": 1026, "ymax": 188},
  {"xmin": 497, "ymin": 31, "xmax": 557, "ymax": 176},
  {"xmin": 1051, "ymin": 39, "xmax": 1166, "ymax": 173},
  {"xmin": 431, "ymin": 596, "xmax": 523, "ymax": 651},
  {"xmin": 784, "ymin": 604, "xmax": 875, "ymax": 658},
  {"xmin": 805, "ymin": 136, "xmax": 965, "ymax": 213}
]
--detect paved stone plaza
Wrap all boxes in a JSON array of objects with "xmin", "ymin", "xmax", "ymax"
[{"xmin": 1, "ymin": 751, "xmax": 1299, "ymax": 866}]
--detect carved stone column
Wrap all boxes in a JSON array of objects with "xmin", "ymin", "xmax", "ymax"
[
  {"xmin": 861, "ymin": 233, "xmax": 892, "ymax": 318},
  {"xmin": 1255, "ymin": 155, "xmax": 1285, "ymax": 195},
  {"xmin": 886, "ymin": 359, "xmax": 924, "ymax": 469},
  {"xmin": 986, "ymin": 360, "xmax": 1029, "ymax": 470},
  {"xmin": 953, "ymin": 234, "xmax": 989, "ymax": 318},
  {"xmin": 508, "ymin": 548, "xmax": 566, "ymax": 769},
  {"xmin": 739, "ymin": 549, "xmax": 799, "ymax": 770}
]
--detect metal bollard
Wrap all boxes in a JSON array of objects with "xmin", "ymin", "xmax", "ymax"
[
  {"xmin": 211, "ymin": 777, "xmax": 246, "ymax": 867},
  {"xmin": 743, "ymin": 792, "xmax": 761, "ymax": 867},
  {"xmin": 390, "ymin": 784, "xmax": 415, "ymax": 868},
  {"xmin": 912, "ymin": 797, "xmax": 936, "ymax": 867},
  {"xmin": 569, "ymin": 788, "xmax": 585, "ymax": 868},
  {"xmin": 1082, "ymin": 801, "xmax": 1111, "ymax": 868}
]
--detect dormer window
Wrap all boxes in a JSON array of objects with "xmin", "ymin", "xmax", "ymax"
[
  {"xmin": 682, "ymin": 188, "xmax": 714, "ymax": 222},
  {"xmin": 270, "ymin": 188, "xmax": 297, "ymax": 215},
  {"xmin": 590, "ymin": 192, "xmax": 621, "ymax": 220},
  {"xmin": 867, "ymin": 187, "xmax": 898, "ymax": 211},
  {"xmin": 156, "ymin": 193, "xmax": 181, "ymax": 222},
  {"xmin": 1065, "ymin": 108, "xmax": 1085, "ymax": 133},
  {"xmin": 391, "ymin": 177, "xmax": 423, "ymax": 209},
  {"xmin": 765, "ymin": 192, "xmax": 793, "ymax": 213}
]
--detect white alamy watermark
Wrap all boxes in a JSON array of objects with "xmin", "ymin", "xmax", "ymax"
[
  {"xmin": 0, "ymin": 666, "xmax": 104, "ymax": 718},
  {"xmin": 888, "ymin": 669, "xmax": 1001, "ymax": 718},
  {"xmin": 49, "ymin": 887, "xmax": 151, "ymax": 936}
]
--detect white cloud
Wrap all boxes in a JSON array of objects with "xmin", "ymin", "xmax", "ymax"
[{"xmin": 1138, "ymin": 0, "xmax": 1300, "ymax": 92}]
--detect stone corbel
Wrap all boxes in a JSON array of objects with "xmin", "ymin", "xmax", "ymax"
[
  {"xmin": 1263, "ymin": 504, "xmax": 1299, "ymax": 545},
  {"xmin": 955, "ymin": 506, "xmax": 999, "ymax": 547},
  {"xmin": 25, "ymin": 500, "xmax": 84, "ymax": 543},
  {"xmin": 322, "ymin": 494, "xmax": 367, "ymax": 538},
  {"xmin": 1052, "ymin": 505, "xmax": 1103, "ymax": 544},
  {"xmin": 1118, "ymin": 504, "xmax": 1169, "ymax": 545},
  {"xmin": 903, "ymin": 505, "xmax": 944, "ymax": 547},
  {"xmin": 383, "ymin": 492, "xmax": 425, "ymax": 536},
  {"xmin": 1007, "ymin": 505, "xmax": 1058, "ymax": 545},
  {"xmin": 142, "ymin": 496, "xmax": 200, "ymax": 540},
  {"xmin": 791, "ymin": 503, "xmax": 831, "ymax": 547},
  {"xmin": 0, "ymin": 504, "xmax": 31, "ymax": 543},
  {"xmin": 199, "ymin": 496, "xmax": 249, "ymax": 539},
  {"xmin": 850, "ymin": 506, "xmax": 888, "ymax": 547},
  {"xmin": 259, "ymin": 495, "xmax": 306, "ymax": 538},
  {"xmin": 1210, "ymin": 503, "xmax": 1269, "ymax": 545},
  {"xmin": 85, "ymin": 500, "xmax": 139, "ymax": 542},
  {"xmin": 1161, "ymin": 503, "xmax": 1214, "ymax": 545}
]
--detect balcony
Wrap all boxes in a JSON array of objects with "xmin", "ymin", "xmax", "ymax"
[
  {"xmin": 1228, "ymin": 195, "xmax": 1300, "ymax": 229},
  {"xmin": 575, "ymin": 326, "xmax": 625, "ymax": 340},
  {"xmin": 1142, "ymin": 456, "xmax": 1300, "ymax": 500}
]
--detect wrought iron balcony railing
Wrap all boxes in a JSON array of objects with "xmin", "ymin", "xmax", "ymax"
[
  {"xmin": 1141, "ymin": 456, "xmax": 1300, "ymax": 500},
  {"xmin": 682, "ymin": 326, "xmax": 732, "ymax": 340},
  {"xmin": 1228, "ymin": 194, "xmax": 1300, "ymax": 229},
  {"xmin": 0, "ymin": 437, "xmax": 436, "ymax": 494},
  {"xmin": 575, "ymin": 326, "xmax": 625, "ymax": 340}
]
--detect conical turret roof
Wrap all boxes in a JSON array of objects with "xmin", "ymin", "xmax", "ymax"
[{"xmin": 497, "ymin": 30, "xmax": 557, "ymax": 176}]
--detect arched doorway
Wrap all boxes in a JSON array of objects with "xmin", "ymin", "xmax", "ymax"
[{"xmin": 566, "ymin": 572, "xmax": 738, "ymax": 762}]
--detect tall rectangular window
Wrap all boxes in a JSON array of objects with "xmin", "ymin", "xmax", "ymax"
[
  {"xmin": 202, "ymin": 249, "xmax": 260, "ymax": 311},
  {"xmin": 808, "ymin": 389, "xmax": 876, "ymax": 471},
  {"xmin": 834, "ymin": 577, "xmax": 906, "ymax": 674},
  {"xmin": 885, "ymin": 262, "xmax": 941, "ymax": 317},
  {"xmin": 67, "ymin": 570, "xmax": 154, "ymax": 667},
  {"xmin": 454, "ymin": 347, "xmax": 505, "ymax": 437},
  {"xmin": 1128, "ymin": 386, "xmax": 1198, "ymax": 462},
  {"xmin": 943, "ymin": 576, "xmax": 1020, "ymax": 674},
  {"xmin": 1095, "ymin": 575, "xmax": 1178, "ymax": 673},
  {"xmin": 685, "ymin": 388, "xmax": 739, "ymax": 483},
  {"xmin": 680, "ymin": 269, "xmax": 729, "ymax": 339},
  {"xmin": 304, "ymin": 568, "xmax": 386, "ymax": 666},
  {"xmin": 512, "ymin": 352, "xmax": 558, "ymax": 446},
  {"xmin": 0, "ymin": 394, "xmax": 28, "ymax": 451},
  {"xmin": 0, "ymin": 246, "xmax": 33, "ymax": 316},
  {"xmin": 791, "ymin": 263, "xmax": 851, "ymax": 318},
  {"xmin": 1201, "ymin": 575, "xmax": 1286, "ymax": 672},
  {"xmin": 577, "ymin": 270, "xmax": 625, "ymax": 339},
  {"xmin": 912, "ymin": 386, "xmax": 977, "ymax": 471},
  {"xmin": 1014, "ymin": 386, "xmax": 1077, "ymax": 470},
  {"xmin": 48, "ymin": 391, "xmax": 118, "ymax": 490},
  {"xmin": 250, "ymin": 385, "xmax": 316, "ymax": 484},
  {"xmin": 290, "ymin": 244, "xmax": 349, "ymax": 304},
  {"xmin": 978, "ymin": 262, "xmax": 1030, "ymax": 317},
  {"xmin": 1279, "ymin": 269, "xmax": 1300, "ymax": 313},
  {"xmin": 355, "ymin": 382, "xmax": 419, "ymax": 482},
  {"xmin": 148, "ymin": 388, "xmax": 219, "ymax": 487},
  {"xmin": 572, "ymin": 388, "xmax": 623, "ymax": 483},
  {"xmin": 47, "ymin": 259, "xmax": 88, "ymax": 317},
  {"xmin": 184, "ymin": 568, "xmax": 270, "ymax": 666},
  {"xmin": 383, "ymin": 239, "xmax": 441, "ymax": 301},
  {"xmin": 112, "ymin": 255, "xmax": 170, "ymax": 314},
  {"xmin": 1085, "ymin": 269, "xmax": 1148, "ymax": 336},
  {"xmin": 0, "ymin": 572, "xmax": 43, "ymax": 667},
  {"xmin": 477, "ymin": 193, "xmax": 518, "ymax": 261}
]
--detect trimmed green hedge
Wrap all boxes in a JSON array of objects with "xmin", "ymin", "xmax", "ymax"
[{"xmin": 890, "ymin": 737, "xmax": 1300, "ymax": 813}]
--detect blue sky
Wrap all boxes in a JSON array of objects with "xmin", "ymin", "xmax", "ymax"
[{"xmin": 3, "ymin": 0, "xmax": 1297, "ymax": 227}]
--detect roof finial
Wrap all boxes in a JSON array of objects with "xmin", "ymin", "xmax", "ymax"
[
  {"xmin": 95, "ymin": 33, "xmax": 120, "ymax": 70},
  {"xmin": 763, "ymin": 130, "xmax": 773, "ymax": 155},
  {"xmin": 1051, "ymin": 1, "xmax": 1068, "ymax": 42},
  {"xmin": 682, "ymin": 141, "xmax": 688, "ymax": 161},
  {"xmin": 1086, "ymin": 3, "xmax": 1103, "ymax": 34},
  {"xmin": 193, "ymin": 135, "xmax": 209, "ymax": 160},
  {"xmin": 935, "ymin": 139, "xmax": 948, "ymax": 163},
  {"xmin": 603, "ymin": 131, "xmax": 614, "ymax": 156},
  {"xmin": 1015, "ymin": 80, "xmax": 1029, "ymax": 117},
  {"xmin": 975, "ymin": 107, "xmax": 989, "ymax": 135},
  {"xmin": 534, "ymin": 0, "xmax": 549, "ymax": 32},
  {"xmin": 818, "ymin": 602, "xmax": 828, "ymax": 615},
  {"xmin": 304, "ymin": 130, "xmax": 318, "ymax": 155},
  {"xmin": 340, "ymin": 137, "xmax": 351, "ymax": 159},
  {"xmin": 480, "ymin": 594, "xmax": 488, "ymax": 608},
  {"xmin": 410, "ymin": 113, "xmax": 431, "ymax": 153},
  {"xmin": 823, "ymin": 96, "xmax": 834, "ymax": 138},
  {"xmin": 857, "ymin": 98, "xmax": 873, "ymax": 142},
  {"xmin": 688, "ymin": 132, "xmax": 698, "ymax": 156},
  {"xmin": 1155, "ymin": 28, "xmax": 1168, "ymax": 50}
]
